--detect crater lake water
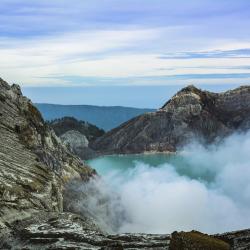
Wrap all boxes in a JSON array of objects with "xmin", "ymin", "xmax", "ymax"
[
  {"xmin": 83, "ymin": 133, "xmax": 250, "ymax": 234},
  {"xmin": 87, "ymin": 153, "xmax": 214, "ymax": 182}
]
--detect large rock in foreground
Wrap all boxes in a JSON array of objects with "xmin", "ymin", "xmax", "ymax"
[
  {"xmin": 4, "ymin": 212, "xmax": 171, "ymax": 249},
  {"xmin": 4, "ymin": 213, "xmax": 250, "ymax": 250},
  {"xmin": 91, "ymin": 85, "xmax": 250, "ymax": 154}
]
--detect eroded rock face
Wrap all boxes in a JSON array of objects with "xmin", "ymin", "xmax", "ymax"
[
  {"xmin": 91, "ymin": 85, "xmax": 250, "ymax": 154},
  {"xmin": 0, "ymin": 78, "xmax": 94, "ymax": 237}
]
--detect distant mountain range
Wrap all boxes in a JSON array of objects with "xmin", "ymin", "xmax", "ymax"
[{"xmin": 35, "ymin": 103, "xmax": 155, "ymax": 131}]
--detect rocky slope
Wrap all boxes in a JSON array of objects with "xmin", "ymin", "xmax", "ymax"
[
  {"xmin": 91, "ymin": 85, "xmax": 250, "ymax": 154},
  {"xmin": 0, "ymin": 78, "xmax": 94, "ymax": 247}
]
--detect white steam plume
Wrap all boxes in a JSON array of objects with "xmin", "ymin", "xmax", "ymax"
[{"xmin": 67, "ymin": 131, "xmax": 250, "ymax": 234}]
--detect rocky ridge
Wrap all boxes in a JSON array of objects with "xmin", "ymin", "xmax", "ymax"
[{"xmin": 91, "ymin": 85, "xmax": 250, "ymax": 154}]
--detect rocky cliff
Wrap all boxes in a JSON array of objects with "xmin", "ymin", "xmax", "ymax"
[
  {"xmin": 91, "ymin": 85, "xmax": 250, "ymax": 154},
  {"xmin": 0, "ymin": 78, "xmax": 95, "ymax": 247}
]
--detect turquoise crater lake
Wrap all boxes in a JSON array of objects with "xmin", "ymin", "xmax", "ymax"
[
  {"xmin": 85, "ymin": 135, "xmax": 250, "ymax": 234},
  {"xmin": 87, "ymin": 153, "xmax": 214, "ymax": 182}
]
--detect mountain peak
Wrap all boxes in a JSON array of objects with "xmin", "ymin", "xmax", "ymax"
[
  {"xmin": 179, "ymin": 84, "xmax": 200, "ymax": 93},
  {"xmin": 160, "ymin": 85, "xmax": 206, "ymax": 111},
  {"xmin": 92, "ymin": 85, "xmax": 250, "ymax": 154}
]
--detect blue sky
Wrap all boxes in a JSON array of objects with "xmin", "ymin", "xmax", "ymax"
[{"xmin": 1, "ymin": 0, "xmax": 250, "ymax": 107}]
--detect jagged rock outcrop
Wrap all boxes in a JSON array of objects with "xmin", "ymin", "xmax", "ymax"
[
  {"xmin": 0, "ymin": 78, "xmax": 95, "ymax": 244},
  {"xmin": 91, "ymin": 85, "xmax": 250, "ymax": 154}
]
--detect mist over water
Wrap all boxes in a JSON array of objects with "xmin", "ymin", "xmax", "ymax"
[{"xmin": 77, "ymin": 131, "xmax": 250, "ymax": 234}]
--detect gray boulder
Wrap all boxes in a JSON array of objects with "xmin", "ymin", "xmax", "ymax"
[
  {"xmin": 61, "ymin": 130, "xmax": 89, "ymax": 149},
  {"xmin": 60, "ymin": 130, "xmax": 97, "ymax": 160}
]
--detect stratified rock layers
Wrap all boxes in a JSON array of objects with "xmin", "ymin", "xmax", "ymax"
[{"xmin": 0, "ymin": 78, "xmax": 94, "ymax": 239}]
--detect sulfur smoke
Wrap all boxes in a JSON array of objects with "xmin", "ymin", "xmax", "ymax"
[{"xmin": 67, "ymin": 131, "xmax": 250, "ymax": 234}]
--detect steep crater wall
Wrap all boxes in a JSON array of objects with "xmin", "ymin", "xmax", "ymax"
[{"xmin": 91, "ymin": 85, "xmax": 250, "ymax": 154}]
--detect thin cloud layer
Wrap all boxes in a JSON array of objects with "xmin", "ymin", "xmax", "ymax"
[{"xmin": 1, "ymin": 0, "xmax": 250, "ymax": 89}]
